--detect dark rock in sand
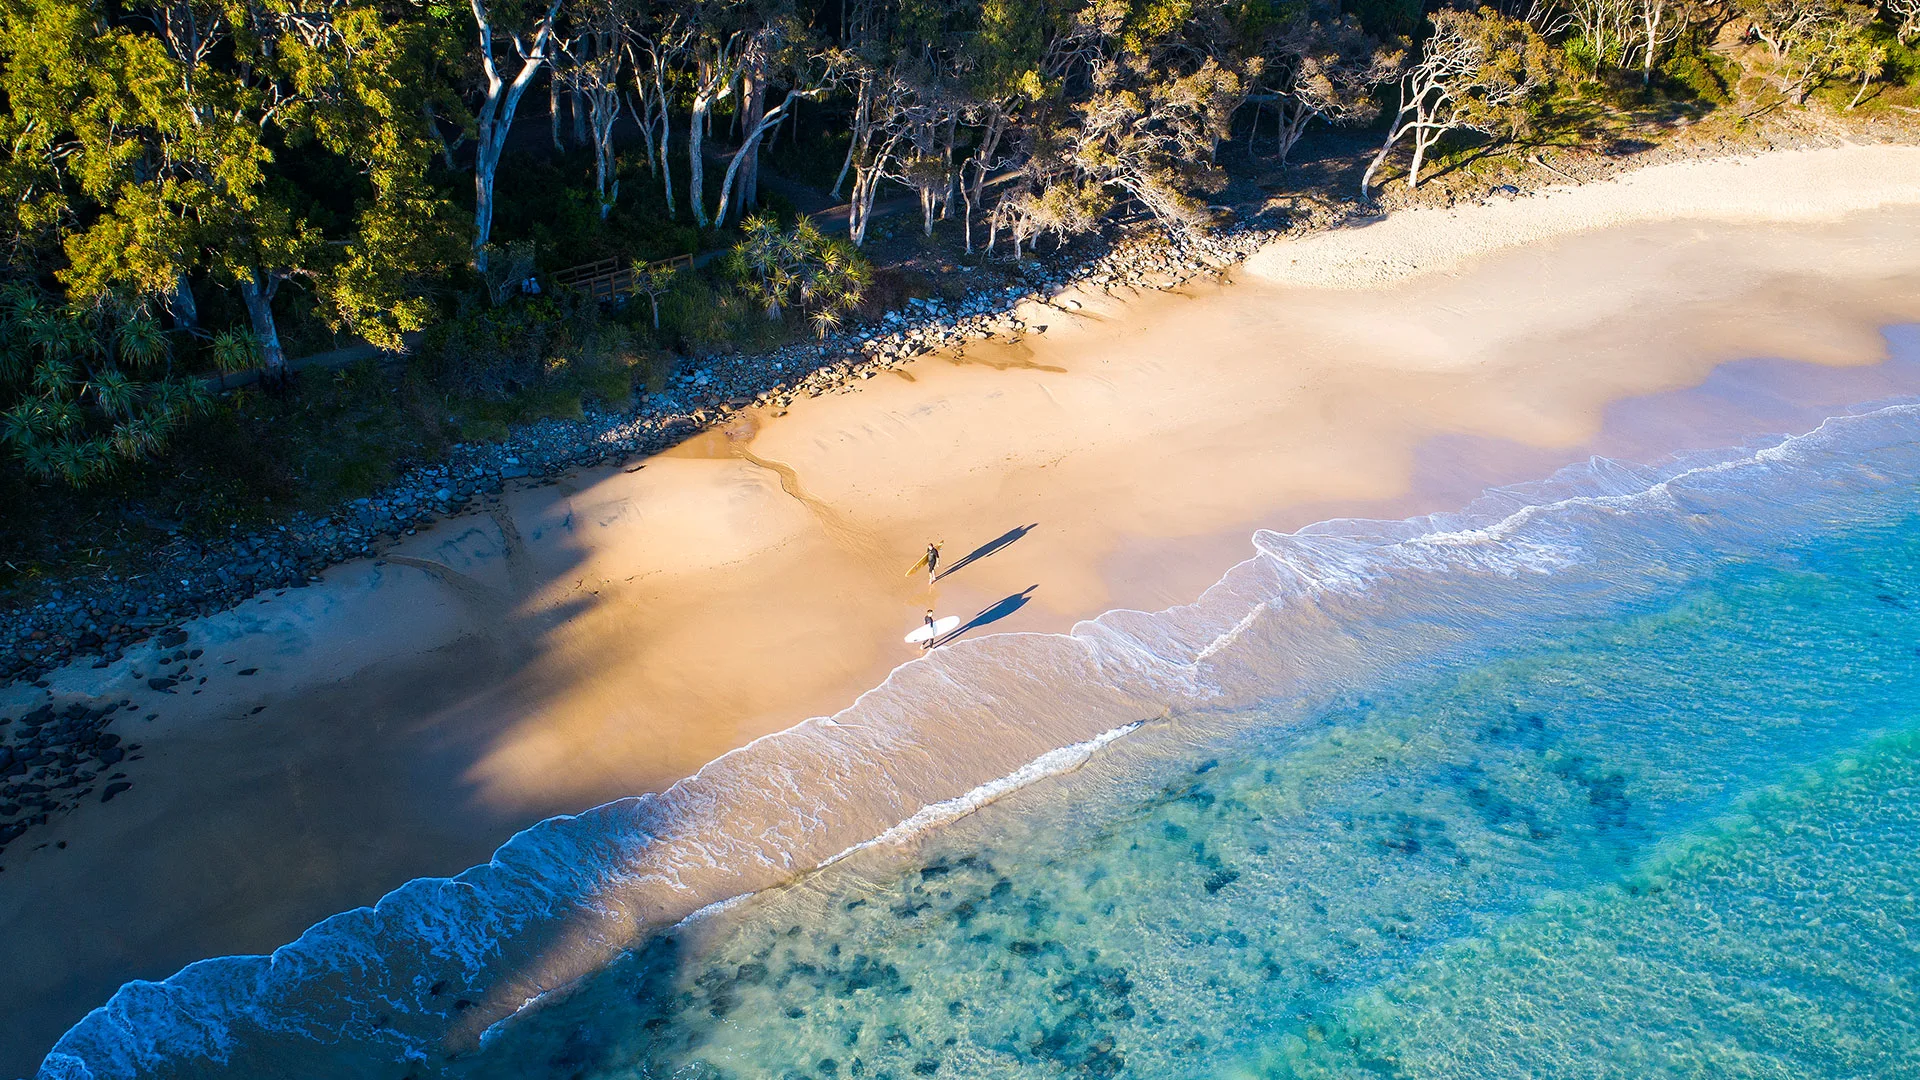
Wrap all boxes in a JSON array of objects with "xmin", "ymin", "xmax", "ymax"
[{"xmin": 100, "ymin": 781, "xmax": 131, "ymax": 803}]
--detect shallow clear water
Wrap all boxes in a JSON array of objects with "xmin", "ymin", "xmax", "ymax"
[
  {"xmin": 458, "ymin": 502, "xmax": 1920, "ymax": 1079},
  {"xmin": 43, "ymin": 405, "xmax": 1920, "ymax": 1080}
]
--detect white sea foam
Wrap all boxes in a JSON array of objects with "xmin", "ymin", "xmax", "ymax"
[{"xmin": 39, "ymin": 401, "xmax": 1920, "ymax": 1080}]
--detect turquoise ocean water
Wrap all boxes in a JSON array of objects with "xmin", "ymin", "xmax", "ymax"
[
  {"xmin": 457, "ymin": 465, "xmax": 1920, "ymax": 1080},
  {"xmin": 42, "ymin": 399, "xmax": 1920, "ymax": 1079}
]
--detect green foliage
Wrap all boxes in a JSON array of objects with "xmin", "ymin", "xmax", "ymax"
[
  {"xmin": 1660, "ymin": 43, "xmax": 1737, "ymax": 104},
  {"xmin": 0, "ymin": 283, "xmax": 207, "ymax": 487},
  {"xmin": 724, "ymin": 214, "xmax": 873, "ymax": 338},
  {"xmin": 490, "ymin": 148, "xmax": 700, "ymax": 268},
  {"xmin": 211, "ymin": 330, "xmax": 264, "ymax": 375}
]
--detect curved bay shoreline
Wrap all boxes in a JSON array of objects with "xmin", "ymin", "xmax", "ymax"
[{"xmin": 4, "ymin": 145, "xmax": 1920, "ymax": 1075}]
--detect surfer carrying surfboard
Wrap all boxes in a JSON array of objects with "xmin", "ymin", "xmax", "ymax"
[
  {"xmin": 906, "ymin": 610, "xmax": 961, "ymax": 649},
  {"xmin": 904, "ymin": 540, "xmax": 945, "ymax": 583}
]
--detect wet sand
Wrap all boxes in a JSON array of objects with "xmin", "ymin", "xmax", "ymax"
[{"xmin": 5, "ymin": 145, "xmax": 1920, "ymax": 1074}]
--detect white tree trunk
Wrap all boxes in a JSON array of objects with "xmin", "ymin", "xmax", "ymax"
[
  {"xmin": 689, "ymin": 91, "xmax": 713, "ymax": 227},
  {"xmin": 469, "ymin": 0, "xmax": 564, "ymax": 271},
  {"xmin": 167, "ymin": 271, "xmax": 199, "ymax": 329},
  {"xmin": 714, "ymin": 89, "xmax": 812, "ymax": 228},
  {"xmin": 238, "ymin": 271, "xmax": 286, "ymax": 375}
]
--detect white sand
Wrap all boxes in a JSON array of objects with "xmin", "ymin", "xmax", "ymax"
[{"xmin": 1247, "ymin": 145, "xmax": 1920, "ymax": 288}]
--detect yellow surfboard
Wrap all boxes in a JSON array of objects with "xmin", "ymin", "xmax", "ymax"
[{"xmin": 905, "ymin": 543, "xmax": 943, "ymax": 578}]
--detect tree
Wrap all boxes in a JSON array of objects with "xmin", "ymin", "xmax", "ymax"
[
  {"xmin": 1065, "ymin": 56, "xmax": 1243, "ymax": 243},
  {"xmin": 0, "ymin": 284, "xmax": 208, "ymax": 486},
  {"xmin": 725, "ymin": 213, "xmax": 869, "ymax": 335},
  {"xmin": 1247, "ymin": 0, "xmax": 1400, "ymax": 164},
  {"xmin": 560, "ymin": 0, "xmax": 625, "ymax": 220},
  {"xmin": 630, "ymin": 261, "xmax": 678, "ymax": 327},
  {"xmin": 623, "ymin": 7, "xmax": 688, "ymax": 215},
  {"xmin": 1631, "ymin": 0, "xmax": 1692, "ymax": 84},
  {"xmin": 684, "ymin": 32, "xmax": 738, "ymax": 229},
  {"xmin": 840, "ymin": 66, "xmax": 919, "ymax": 246},
  {"xmin": 1887, "ymin": 0, "xmax": 1919, "ymax": 42},
  {"xmin": 1362, "ymin": 8, "xmax": 1552, "ymax": 197},
  {"xmin": 37, "ymin": 0, "xmax": 329, "ymax": 377},
  {"xmin": 711, "ymin": 46, "xmax": 835, "ymax": 228},
  {"xmin": 467, "ymin": 0, "xmax": 566, "ymax": 271},
  {"xmin": 1742, "ymin": 0, "xmax": 1881, "ymax": 102},
  {"xmin": 1840, "ymin": 30, "xmax": 1887, "ymax": 106},
  {"xmin": 1540, "ymin": 0, "xmax": 1639, "ymax": 73}
]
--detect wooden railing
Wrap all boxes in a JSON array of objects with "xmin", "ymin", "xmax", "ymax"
[{"xmin": 549, "ymin": 252, "xmax": 695, "ymax": 303}]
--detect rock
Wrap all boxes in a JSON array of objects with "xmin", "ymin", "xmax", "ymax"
[
  {"xmin": 147, "ymin": 677, "xmax": 177, "ymax": 691},
  {"xmin": 157, "ymin": 629, "xmax": 188, "ymax": 648},
  {"xmin": 99, "ymin": 782, "xmax": 132, "ymax": 803}
]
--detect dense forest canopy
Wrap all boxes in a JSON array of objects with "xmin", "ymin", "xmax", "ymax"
[{"xmin": 0, "ymin": 0, "xmax": 1915, "ymax": 488}]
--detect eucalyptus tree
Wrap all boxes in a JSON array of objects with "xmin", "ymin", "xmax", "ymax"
[
  {"xmin": 467, "ymin": 0, "xmax": 567, "ymax": 271},
  {"xmin": 711, "ymin": 47, "xmax": 838, "ymax": 227},
  {"xmin": 1889, "ymin": 0, "xmax": 1918, "ymax": 42},
  {"xmin": 624, "ymin": 4, "xmax": 691, "ymax": 215},
  {"xmin": 1538, "ymin": 0, "xmax": 1638, "ymax": 73},
  {"xmin": 1247, "ymin": 0, "xmax": 1401, "ymax": 164},
  {"xmin": 1361, "ymin": 7, "xmax": 1552, "ymax": 196},
  {"xmin": 979, "ymin": 0, "xmax": 1250, "ymax": 250},
  {"xmin": 1741, "ymin": 0, "xmax": 1883, "ymax": 103},
  {"xmin": 1629, "ymin": 0, "xmax": 1692, "ymax": 83},
  {"xmin": 560, "ymin": 0, "xmax": 627, "ymax": 219},
  {"xmin": 684, "ymin": 15, "xmax": 753, "ymax": 228}
]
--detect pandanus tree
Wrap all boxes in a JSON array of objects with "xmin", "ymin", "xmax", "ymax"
[
  {"xmin": 0, "ymin": 284, "xmax": 208, "ymax": 486},
  {"xmin": 725, "ymin": 214, "xmax": 870, "ymax": 336}
]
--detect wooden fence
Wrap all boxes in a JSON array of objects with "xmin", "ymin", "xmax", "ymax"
[{"xmin": 548, "ymin": 252, "xmax": 695, "ymax": 303}]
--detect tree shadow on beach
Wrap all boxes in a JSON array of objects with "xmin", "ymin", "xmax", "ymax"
[
  {"xmin": 937, "ymin": 586, "xmax": 1038, "ymax": 646},
  {"xmin": 936, "ymin": 524, "xmax": 1037, "ymax": 582}
]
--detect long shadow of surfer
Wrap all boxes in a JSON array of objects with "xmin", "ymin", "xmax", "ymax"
[
  {"xmin": 936, "ymin": 586, "xmax": 1039, "ymax": 647},
  {"xmin": 936, "ymin": 524, "xmax": 1037, "ymax": 581}
]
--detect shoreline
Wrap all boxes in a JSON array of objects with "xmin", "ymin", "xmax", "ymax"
[
  {"xmin": 6, "ymin": 145, "xmax": 1920, "ymax": 1075},
  {"xmin": 8, "ymin": 137, "xmax": 1917, "ymax": 689}
]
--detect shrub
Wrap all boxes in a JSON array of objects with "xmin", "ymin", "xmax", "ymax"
[
  {"xmin": 0, "ymin": 283, "xmax": 209, "ymax": 487},
  {"xmin": 723, "ymin": 214, "xmax": 872, "ymax": 338}
]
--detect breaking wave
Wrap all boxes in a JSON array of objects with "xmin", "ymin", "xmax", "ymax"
[{"xmin": 39, "ymin": 400, "xmax": 1920, "ymax": 1080}]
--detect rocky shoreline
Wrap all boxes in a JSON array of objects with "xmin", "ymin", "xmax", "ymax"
[
  {"xmin": 0, "ymin": 219, "xmax": 1284, "ymax": 692},
  {"xmin": 0, "ymin": 215, "xmax": 1289, "ymax": 862},
  {"xmin": 10, "ymin": 108, "xmax": 1911, "ymax": 692},
  {"xmin": 6, "ymin": 117, "xmax": 1912, "ymax": 863}
]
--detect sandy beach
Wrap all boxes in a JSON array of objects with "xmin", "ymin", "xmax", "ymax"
[{"xmin": 6, "ymin": 145, "xmax": 1920, "ymax": 1074}]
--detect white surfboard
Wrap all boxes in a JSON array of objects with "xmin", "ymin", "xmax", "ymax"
[{"xmin": 904, "ymin": 616, "xmax": 962, "ymax": 644}]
